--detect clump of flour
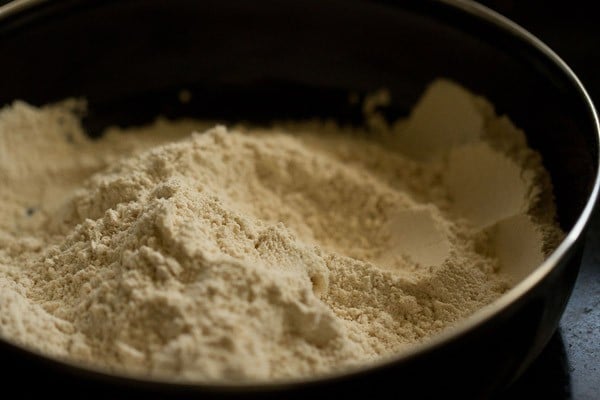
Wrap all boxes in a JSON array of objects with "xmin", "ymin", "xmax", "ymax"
[{"xmin": 0, "ymin": 79, "xmax": 561, "ymax": 381}]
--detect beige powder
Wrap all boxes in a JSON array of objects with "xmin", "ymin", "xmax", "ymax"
[{"xmin": 0, "ymin": 80, "xmax": 561, "ymax": 382}]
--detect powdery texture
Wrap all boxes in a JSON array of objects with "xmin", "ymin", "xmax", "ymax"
[{"xmin": 0, "ymin": 80, "xmax": 561, "ymax": 382}]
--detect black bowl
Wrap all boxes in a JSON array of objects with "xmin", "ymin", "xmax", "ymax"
[{"xmin": 0, "ymin": 0, "xmax": 598, "ymax": 398}]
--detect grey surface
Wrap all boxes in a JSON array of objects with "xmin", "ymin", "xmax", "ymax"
[{"xmin": 563, "ymin": 214, "xmax": 600, "ymax": 399}]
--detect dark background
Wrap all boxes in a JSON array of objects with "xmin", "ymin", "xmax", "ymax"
[{"xmin": 0, "ymin": 0, "xmax": 597, "ymax": 398}]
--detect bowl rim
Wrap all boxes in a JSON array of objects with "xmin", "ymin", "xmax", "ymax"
[{"xmin": 1, "ymin": 0, "xmax": 599, "ymax": 391}]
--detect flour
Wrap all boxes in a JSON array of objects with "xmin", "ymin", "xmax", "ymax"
[{"xmin": 0, "ymin": 79, "xmax": 562, "ymax": 382}]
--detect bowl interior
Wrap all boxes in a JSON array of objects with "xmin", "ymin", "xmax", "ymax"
[
  {"xmin": 0, "ymin": 0, "xmax": 598, "ymax": 385},
  {"xmin": 1, "ymin": 0, "xmax": 597, "ymax": 234}
]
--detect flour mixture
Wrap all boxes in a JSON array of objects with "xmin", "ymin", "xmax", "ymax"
[{"xmin": 0, "ymin": 80, "xmax": 561, "ymax": 381}]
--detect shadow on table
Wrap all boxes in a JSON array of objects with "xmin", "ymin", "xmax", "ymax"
[{"xmin": 497, "ymin": 332, "xmax": 571, "ymax": 399}]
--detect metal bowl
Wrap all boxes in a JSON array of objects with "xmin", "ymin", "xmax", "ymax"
[{"xmin": 0, "ymin": 0, "xmax": 598, "ymax": 397}]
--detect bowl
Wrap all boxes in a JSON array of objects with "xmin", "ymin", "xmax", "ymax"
[{"xmin": 0, "ymin": 0, "xmax": 598, "ymax": 397}]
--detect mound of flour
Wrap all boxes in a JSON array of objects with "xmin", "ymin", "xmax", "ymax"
[{"xmin": 0, "ymin": 80, "xmax": 561, "ymax": 381}]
